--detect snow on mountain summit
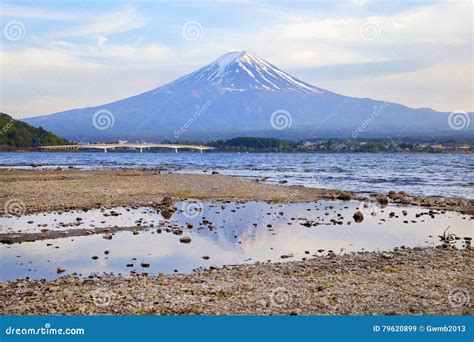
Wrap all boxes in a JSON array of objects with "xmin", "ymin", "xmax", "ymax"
[
  {"xmin": 24, "ymin": 50, "xmax": 457, "ymax": 142},
  {"xmin": 182, "ymin": 51, "xmax": 325, "ymax": 93}
]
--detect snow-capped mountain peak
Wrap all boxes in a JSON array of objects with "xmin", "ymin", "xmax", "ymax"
[
  {"xmin": 24, "ymin": 50, "xmax": 457, "ymax": 142},
  {"xmin": 189, "ymin": 51, "xmax": 324, "ymax": 93},
  {"xmin": 214, "ymin": 51, "xmax": 248, "ymax": 69}
]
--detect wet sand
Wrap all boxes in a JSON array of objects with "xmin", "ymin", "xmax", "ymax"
[
  {"xmin": 1, "ymin": 169, "xmax": 472, "ymax": 214},
  {"xmin": 0, "ymin": 169, "xmax": 356, "ymax": 214},
  {"xmin": 0, "ymin": 247, "xmax": 471, "ymax": 315},
  {"xmin": 0, "ymin": 225, "xmax": 153, "ymax": 244}
]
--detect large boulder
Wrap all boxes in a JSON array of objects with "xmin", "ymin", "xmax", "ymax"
[
  {"xmin": 376, "ymin": 193, "xmax": 389, "ymax": 206},
  {"xmin": 401, "ymin": 196, "xmax": 414, "ymax": 205},
  {"xmin": 388, "ymin": 190, "xmax": 398, "ymax": 200}
]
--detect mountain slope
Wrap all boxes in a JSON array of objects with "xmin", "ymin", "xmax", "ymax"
[
  {"xmin": 0, "ymin": 113, "xmax": 70, "ymax": 147},
  {"xmin": 23, "ymin": 51, "xmax": 471, "ymax": 142}
]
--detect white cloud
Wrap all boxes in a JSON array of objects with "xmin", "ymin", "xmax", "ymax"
[
  {"xmin": 0, "ymin": 4, "xmax": 80, "ymax": 21},
  {"xmin": 0, "ymin": 42, "xmax": 179, "ymax": 115},
  {"xmin": 219, "ymin": 0, "xmax": 472, "ymax": 111},
  {"xmin": 371, "ymin": 61, "xmax": 473, "ymax": 111},
  {"xmin": 46, "ymin": 39, "xmax": 175, "ymax": 64},
  {"xmin": 1, "ymin": 47, "xmax": 103, "ymax": 72},
  {"xmin": 1, "ymin": 0, "xmax": 472, "ymax": 116},
  {"xmin": 48, "ymin": 5, "xmax": 148, "ymax": 39}
]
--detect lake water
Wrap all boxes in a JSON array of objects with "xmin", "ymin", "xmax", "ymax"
[
  {"xmin": 1, "ymin": 152, "xmax": 473, "ymax": 198},
  {"xmin": 1, "ymin": 200, "xmax": 472, "ymax": 280}
]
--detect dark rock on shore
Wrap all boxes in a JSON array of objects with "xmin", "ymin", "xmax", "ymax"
[
  {"xmin": 161, "ymin": 196, "xmax": 174, "ymax": 208},
  {"xmin": 336, "ymin": 192, "xmax": 353, "ymax": 201},
  {"xmin": 179, "ymin": 236, "xmax": 192, "ymax": 243},
  {"xmin": 160, "ymin": 210, "xmax": 173, "ymax": 219},
  {"xmin": 376, "ymin": 193, "xmax": 389, "ymax": 206},
  {"xmin": 353, "ymin": 211, "xmax": 364, "ymax": 223}
]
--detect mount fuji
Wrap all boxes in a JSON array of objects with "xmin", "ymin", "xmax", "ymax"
[{"xmin": 23, "ymin": 51, "xmax": 470, "ymax": 142}]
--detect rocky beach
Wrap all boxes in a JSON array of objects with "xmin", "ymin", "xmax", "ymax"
[
  {"xmin": 1, "ymin": 247, "xmax": 472, "ymax": 315},
  {"xmin": 1, "ymin": 169, "xmax": 472, "ymax": 215},
  {"xmin": 1, "ymin": 169, "xmax": 472, "ymax": 315}
]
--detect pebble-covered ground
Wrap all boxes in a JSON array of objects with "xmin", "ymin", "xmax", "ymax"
[
  {"xmin": 1, "ymin": 169, "xmax": 472, "ymax": 215},
  {"xmin": 0, "ymin": 247, "xmax": 471, "ymax": 315},
  {"xmin": 1, "ymin": 169, "xmax": 473, "ymax": 315},
  {"xmin": 0, "ymin": 169, "xmax": 355, "ymax": 215}
]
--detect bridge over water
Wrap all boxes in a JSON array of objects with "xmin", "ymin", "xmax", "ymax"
[{"xmin": 40, "ymin": 142, "xmax": 215, "ymax": 153}]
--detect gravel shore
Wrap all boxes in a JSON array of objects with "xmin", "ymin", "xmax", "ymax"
[
  {"xmin": 1, "ymin": 247, "xmax": 471, "ymax": 315},
  {"xmin": 0, "ymin": 169, "xmax": 355, "ymax": 214},
  {"xmin": 1, "ymin": 169, "xmax": 472, "ymax": 214},
  {"xmin": 1, "ymin": 169, "xmax": 472, "ymax": 316}
]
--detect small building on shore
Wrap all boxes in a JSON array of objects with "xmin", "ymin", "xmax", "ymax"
[{"xmin": 456, "ymin": 144, "xmax": 470, "ymax": 151}]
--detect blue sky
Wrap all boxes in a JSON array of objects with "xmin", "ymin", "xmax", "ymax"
[{"xmin": 1, "ymin": 0, "xmax": 472, "ymax": 117}]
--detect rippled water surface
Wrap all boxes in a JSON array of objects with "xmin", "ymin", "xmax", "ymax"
[
  {"xmin": 1, "ymin": 152, "xmax": 472, "ymax": 198},
  {"xmin": 1, "ymin": 201, "xmax": 471, "ymax": 280}
]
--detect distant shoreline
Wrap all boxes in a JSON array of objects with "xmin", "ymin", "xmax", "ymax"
[
  {"xmin": 0, "ymin": 148, "xmax": 472, "ymax": 154},
  {"xmin": 1, "ymin": 136, "xmax": 473, "ymax": 153}
]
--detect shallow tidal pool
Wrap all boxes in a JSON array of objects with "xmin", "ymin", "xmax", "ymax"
[{"xmin": 0, "ymin": 200, "xmax": 471, "ymax": 280}]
